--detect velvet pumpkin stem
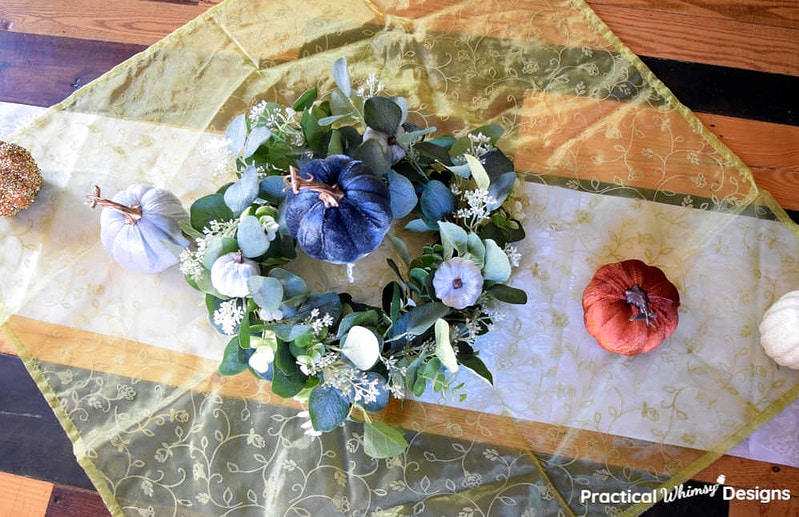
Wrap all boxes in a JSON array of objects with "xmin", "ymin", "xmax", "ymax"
[
  {"xmin": 285, "ymin": 165, "xmax": 345, "ymax": 208},
  {"xmin": 84, "ymin": 185, "xmax": 142, "ymax": 224},
  {"xmin": 625, "ymin": 284, "xmax": 657, "ymax": 328}
]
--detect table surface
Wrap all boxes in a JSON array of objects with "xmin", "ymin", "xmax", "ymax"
[{"xmin": 0, "ymin": 1, "xmax": 797, "ymax": 516}]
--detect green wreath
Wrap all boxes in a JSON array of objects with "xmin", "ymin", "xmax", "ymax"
[{"xmin": 179, "ymin": 58, "xmax": 527, "ymax": 458}]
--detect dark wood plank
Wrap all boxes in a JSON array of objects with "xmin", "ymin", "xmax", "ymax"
[
  {"xmin": 0, "ymin": 31, "xmax": 144, "ymax": 107},
  {"xmin": 0, "ymin": 354, "xmax": 93, "ymax": 490},
  {"xmin": 46, "ymin": 484, "xmax": 111, "ymax": 517}
]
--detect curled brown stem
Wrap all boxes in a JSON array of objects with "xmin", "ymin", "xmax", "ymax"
[
  {"xmin": 284, "ymin": 165, "xmax": 344, "ymax": 208},
  {"xmin": 85, "ymin": 185, "xmax": 142, "ymax": 224}
]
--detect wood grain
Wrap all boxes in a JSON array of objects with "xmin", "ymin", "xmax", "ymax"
[
  {"xmin": 0, "ymin": 0, "xmax": 209, "ymax": 46},
  {"xmin": 45, "ymin": 484, "xmax": 110, "ymax": 517},
  {"xmin": 586, "ymin": 0, "xmax": 799, "ymax": 30},
  {"xmin": 0, "ymin": 473, "xmax": 53, "ymax": 517},
  {"xmin": 589, "ymin": 4, "xmax": 799, "ymax": 76}
]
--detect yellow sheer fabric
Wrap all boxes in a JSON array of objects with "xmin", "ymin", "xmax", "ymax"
[{"xmin": 2, "ymin": 0, "xmax": 798, "ymax": 515}]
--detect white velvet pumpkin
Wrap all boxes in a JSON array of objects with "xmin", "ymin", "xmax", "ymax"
[
  {"xmin": 759, "ymin": 290, "xmax": 799, "ymax": 369},
  {"xmin": 210, "ymin": 251, "xmax": 259, "ymax": 298},
  {"xmin": 96, "ymin": 184, "xmax": 189, "ymax": 273}
]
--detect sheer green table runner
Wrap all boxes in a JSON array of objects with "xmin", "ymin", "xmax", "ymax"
[{"xmin": 2, "ymin": 0, "xmax": 798, "ymax": 515}]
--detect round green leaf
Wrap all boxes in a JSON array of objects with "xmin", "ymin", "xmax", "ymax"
[
  {"xmin": 482, "ymin": 238, "xmax": 511, "ymax": 282},
  {"xmin": 237, "ymin": 215, "xmax": 271, "ymax": 258},
  {"xmin": 247, "ymin": 276, "xmax": 284, "ymax": 312},
  {"xmin": 309, "ymin": 385, "xmax": 351, "ymax": 432},
  {"xmin": 224, "ymin": 166, "xmax": 260, "ymax": 215}
]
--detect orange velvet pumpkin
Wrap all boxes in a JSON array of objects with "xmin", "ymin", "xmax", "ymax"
[{"xmin": 582, "ymin": 259, "xmax": 680, "ymax": 355}]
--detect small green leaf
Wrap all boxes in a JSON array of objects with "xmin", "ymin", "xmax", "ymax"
[
  {"xmin": 434, "ymin": 318, "xmax": 458, "ymax": 373},
  {"xmin": 332, "ymin": 57, "xmax": 352, "ymax": 98},
  {"xmin": 237, "ymin": 215, "xmax": 271, "ymax": 258},
  {"xmin": 482, "ymin": 239, "xmax": 511, "ymax": 282},
  {"xmin": 270, "ymin": 367, "xmax": 306, "ymax": 398},
  {"xmin": 389, "ymin": 235, "xmax": 411, "ymax": 266},
  {"xmin": 247, "ymin": 276, "xmax": 284, "ymax": 312},
  {"xmin": 465, "ymin": 154, "xmax": 490, "ymax": 190},
  {"xmin": 466, "ymin": 232, "xmax": 486, "ymax": 267},
  {"xmin": 486, "ymin": 284, "xmax": 527, "ymax": 304},
  {"xmin": 404, "ymin": 218, "xmax": 436, "ymax": 232},
  {"xmin": 459, "ymin": 355, "xmax": 493, "ymax": 385},
  {"xmin": 363, "ymin": 421, "xmax": 407, "ymax": 458},
  {"xmin": 309, "ymin": 385, "xmax": 351, "ymax": 432},
  {"xmin": 292, "ymin": 87, "xmax": 318, "ymax": 111}
]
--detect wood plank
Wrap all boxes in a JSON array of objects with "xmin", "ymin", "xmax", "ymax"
[
  {"xmin": 0, "ymin": 31, "xmax": 145, "ymax": 107},
  {"xmin": 586, "ymin": 0, "xmax": 799, "ymax": 30},
  {"xmin": 751, "ymin": 167, "xmax": 799, "ymax": 211},
  {"xmin": 589, "ymin": 4, "xmax": 799, "ymax": 76},
  {"xmin": 730, "ymin": 496, "xmax": 799, "ymax": 516},
  {"xmin": 694, "ymin": 114, "xmax": 799, "ymax": 172},
  {"xmin": 0, "ymin": 0, "xmax": 209, "ymax": 46},
  {"xmin": 0, "ymin": 472, "xmax": 53, "ymax": 517},
  {"xmin": 46, "ymin": 484, "xmax": 110, "ymax": 517}
]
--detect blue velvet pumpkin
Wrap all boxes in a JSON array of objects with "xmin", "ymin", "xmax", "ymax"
[{"xmin": 284, "ymin": 155, "xmax": 392, "ymax": 264}]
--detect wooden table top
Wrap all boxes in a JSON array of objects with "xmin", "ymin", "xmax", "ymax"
[{"xmin": 0, "ymin": 1, "xmax": 797, "ymax": 516}]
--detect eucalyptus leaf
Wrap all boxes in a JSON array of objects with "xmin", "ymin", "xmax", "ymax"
[
  {"xmin": 438, "ymin": 221, "xmax": 468, "ymax": 260},
  {"xmin": 225, "ymin": 114, "xmax": 247, "ymax": 155},
  {"xmin": 293, "ymin": 87, "xmax": 318, "ymax": 111},
  {"xmin": 465, "ymin": 154, "xmax": 490, "ymax": 191},
  {"xmin": 332, "ymin": 57, "xmax": 352, "ymax": 98},
  {"xmin": 219, "ymin": 335, "xmax": 249, "ymax": 376},
  {"xmin": 459, "ymin": 355, "xmax": 494, "ymax": 385},
  {"xmin": 434, "ymin": 318, "xmax": 458, "ymax": 373},
  {"xmin": 202, "ymin": 237, "xmax": 238, "ymax": 270},
  {"xmin": 352, "ymin": 138, "xmax": 391, "ymax": 176},
  {"xmin": 247, "ymin": 276, "xmax": 284, "ymax": 312},
  {"xmin": 466, "ymin": 232, "xmax": 486, "ymax": 267},
  {"xmin": 270, "ymin": 366, "xmax": 306, "ymax": 398},
  {"xmin": 363, "ymin": 421, "xmax": 407, "ymax": 458},
  {"xmin": 309, "ymin": 385, "xmax": 351, "ymax": 432},
  {"xmin": 364, "ymin": 96, "xmax": 403, "ymax": 135},
  {"xmin": 420, "ymin": 180, "xmax": 455, "ymax": 223},
  {"xmin": 397, "ymin": 126, "xmax": 436, "ymax": 145},
  {"xmin": 190, "ymin": 193, "xmax": 234, "ymax": 232},
  {"xmin": 268, "ymin": 268, "xmax": 308, "ymax": 299},
  {"xmin": 361, "ymin": 372, "xmax": 391, "ymax": 413},
  {"xmin": 487, "ymin": 171, "xmax": 516, "ymax": 210},
  {"xmin": 341, "ymin": 325, "xmax": 380, "ymax": 371},
  {"xmin": 387, "ymin": 169, "xmax": 417, "ymax": 219},
  {"xmin": 237, "ymin": 215, "xmax": 271, "ymax": 258},
  {"xmin": 404, "ymin": 302, "xmax": 450, "ymax": 336},
  {"xmin": 336, "ymin": 310, "xmax": 379, "ymax": 339},
  {"xmin": 482, "ymin": 238, "xmax": 511, "ymax": 282},
  {"xmin": 389, "ymin": 235, "xmax": 411, "ymax": 266},
  {"xmin": 404, "ymin": 218, "xmax": 436, "ymax": 232},
  {"xmin": 242, "ymin": 125, "xmax": 272, "ymax": 159},
  {"xmin": 486, "ymin": 284, "xmax": 528, "ymax": 304},
  {"xmin": 318, "ymin": 113, "xmax": 351, "ymax": 127},
  {"xmin": 258, "ymin": 175, "xmax": 287, "ymax": 204},
  {"xmin": 224, "ymin": 167, "xmax": 260, "ymax": 215}
]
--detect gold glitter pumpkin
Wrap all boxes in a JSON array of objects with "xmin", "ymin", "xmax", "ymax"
[{"xmin": 0, "ymin": 141, "xmax": 42, "ymax": 216}]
